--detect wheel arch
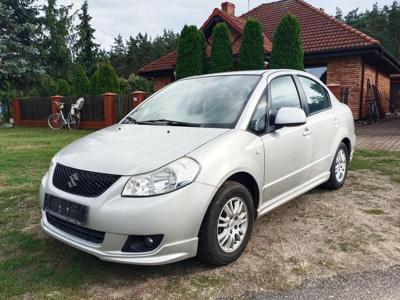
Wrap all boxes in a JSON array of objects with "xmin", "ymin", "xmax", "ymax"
[{"xmin": 226, "ymin": 172, "xmax": 260, "ymax": 217}]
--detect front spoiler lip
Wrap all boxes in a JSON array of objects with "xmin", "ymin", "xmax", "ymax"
[{"xmin": 41, "ymin": 216, "xmax": 198, "ymax": 266}]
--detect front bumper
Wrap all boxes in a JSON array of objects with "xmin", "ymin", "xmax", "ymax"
[{"xmin": 39, "ymin": 169, "xmax": 217, "ymax": 265}]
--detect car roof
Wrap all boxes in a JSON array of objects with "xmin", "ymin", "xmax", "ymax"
[{"xmin": 183, "ymin": 69, "xmax": 310, "ymax": 79}]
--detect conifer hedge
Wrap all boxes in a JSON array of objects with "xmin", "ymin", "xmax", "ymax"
[
  {"xmin": 175, "ymin": 25, "xmax": 206, "ymax": 79},
  {"xmin": 269, "ymin": 14, "xmax": 304, "ymax": 70},
  {"xmin": 209, "ymin": 22, "xmax": 233, "ymax": 73},
  {"xmin": 239, "ymin": 18, "xmax": 265, "ymax": 70}
]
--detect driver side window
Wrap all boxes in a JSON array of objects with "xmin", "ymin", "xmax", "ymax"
[{"xmin": 269, "ymin": 76, "xmax": 302, "ymax": 125}]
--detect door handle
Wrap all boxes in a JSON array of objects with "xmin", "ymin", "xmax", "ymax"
[{"xmin": 303, "ymin": 128, "xmax": 312, "ymax": 137}]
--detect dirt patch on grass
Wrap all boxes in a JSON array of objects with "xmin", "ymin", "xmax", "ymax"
[{"xmin": 79, "ymin": 170, "xmax": 400, "ymax": 299}]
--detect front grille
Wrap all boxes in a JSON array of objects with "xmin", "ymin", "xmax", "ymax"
[
  {"xmin": 46, "ymin": 212, "xmax": 105, "ymax": 244},
  {"xmin": 52, "ymin": 163, "xmax": 121, "ymax": 197}
]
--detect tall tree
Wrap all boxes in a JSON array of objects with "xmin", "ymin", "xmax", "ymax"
[
  {"xmin": 335, "ymin": 7, "xmax": 344, "ymax": 21},
  {"xmin": 239, "ymin": 18, "xmax": 265, "ymax": 70},
  {"xmin": 0, "ymin": 0, "xmax": 43, "ymax": 90},
  {"xmin": 209, "ymin": 22, "xmax": 233, "ymax": 73},
  {"xmin": 387, "ymin": 1, "xmax": 400, "ymax": 58},
  {"xmin": 109, "ymin": 34, "xmax": 127, "ymax": 76},
  {"xmin": 43, "ymin": 0, "xmax": 73, "ymax": 78},
  {"xmin": 269, "ymin": 14, "xmax": 304, "ymax": 70},
  {"xmin": 175, "ymin": 25, "xmax": 205, "ymax": 79},
  {"xmin": 74, "ymin": 0, "xmax": 98, "ymax": 75}
]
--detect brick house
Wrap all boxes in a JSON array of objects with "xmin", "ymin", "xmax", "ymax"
[{"xmin": 138, "ymin": 0, "xmax": 400, "ymax": 120}]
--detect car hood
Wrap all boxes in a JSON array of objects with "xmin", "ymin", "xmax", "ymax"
[{"xmin": 54, "ymin": 124, "xmax": 230, "ymax": 175}]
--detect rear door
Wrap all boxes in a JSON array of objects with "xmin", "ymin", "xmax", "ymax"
[
  {"xmin": 296, "ymin": 75, "xmax": 337, "ymax": 179},
  {"xmin": 261, "ymin": 75, "xmax": 313, "ymax": 204}
]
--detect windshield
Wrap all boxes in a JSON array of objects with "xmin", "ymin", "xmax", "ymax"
[{"xmin": 124, "ymin": 75, "xmax": 261, "ymax": 128}]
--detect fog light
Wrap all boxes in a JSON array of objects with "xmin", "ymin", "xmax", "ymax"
[
  {"xmin": 144, "ymin": 237, "xmax": 154, "ymax": 247},
  {"xmin": 121, "ymin": 235, "xmax": 163, "ymax": 253}
]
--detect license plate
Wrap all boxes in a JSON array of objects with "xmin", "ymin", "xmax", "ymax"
[{"xmin": 44, "ymin": 194, "xmax": 88, "ymax": 225}]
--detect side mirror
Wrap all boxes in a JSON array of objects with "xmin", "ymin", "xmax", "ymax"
[{"xmin": 274, "ymin": 107, "xmax": 306, "ymax": 127}]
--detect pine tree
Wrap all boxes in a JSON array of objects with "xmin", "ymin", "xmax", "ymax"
[
  {"xmin": 109, "ymin": 34, "xmax": 127, "ymax": 76},
  {"xmin": 90, "ymin": 63, "xmax": 120, "ymax": 94},
  {"xmin": 175, "ymin": 25, "xmax": 206, "ymax": 79},
  {"xmin": 43, "ymin": 0, "xmax": 73, "ymax": 78},
  {"xmin": 71, "ymin": 65, "xmax": 90, "ymax": 96},
  {"xmin": 74, "ymin": 0, "xmax": 98, "ymax": 76},
  {"xmin": 269, "ymin": 14, "xmax": 304, "ymax": 70},
  {"xmin": 386, "ymin": 1, "xmax": 400, "ymax": 59},
  {"xmin": 0, "ymin": 0, "xmax": 43, "ymax": 90},
  {"xmin": 209, "ymin": 22, "xmax": 233, "ymax": 73},
  {"xmin": 239, "ymin": 18, "xmax": 265, "ymax": 70}
]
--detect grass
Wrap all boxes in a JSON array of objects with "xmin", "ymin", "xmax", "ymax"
[
  {"xmin": 0, "ymin": 127, "xmax": 213, "ymax": 299},
  {"xmin": 363, "ymin": 209, "xmax": 385, "ymax": 215},
  {"xmin": 350, "ymin": 149, "xmax": 400, "ymax": 183},
  {"xmin": 0, "ymin": 127, "xmax": 399, "ymax": 298}
]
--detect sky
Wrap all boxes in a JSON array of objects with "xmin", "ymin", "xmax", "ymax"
[{"xmin": 51, "ymin": 0, "xmax": 394, "ymax": 49}]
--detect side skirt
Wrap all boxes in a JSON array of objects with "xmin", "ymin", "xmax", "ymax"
[{"xmin": 257, "ymin": 172, "xmax": 330, "ymax": 218}]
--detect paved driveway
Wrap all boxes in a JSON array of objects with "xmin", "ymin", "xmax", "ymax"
[{"xmin": 356, "ymin": 118, "xmax": 400, "ymax": 151}]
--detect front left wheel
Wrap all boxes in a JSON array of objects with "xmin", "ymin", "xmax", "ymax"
[{"xmin": 198, "ymin": 181, "xmax": 254, "ymax": 266}]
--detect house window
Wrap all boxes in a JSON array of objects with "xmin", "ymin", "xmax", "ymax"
[{"xmin": 305, "ymin": 65, "xmax": 327, "ymax": 83}]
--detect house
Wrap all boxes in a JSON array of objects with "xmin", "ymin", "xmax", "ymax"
[{"xmin": 138, "ymin": 0, "xmax": 400, "ymax": 120}]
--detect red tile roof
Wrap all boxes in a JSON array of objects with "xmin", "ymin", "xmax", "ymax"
[
  {"xmin": 242, "ymin": 0, "xmax": 379, "ymax": 53},
  {"xmin": 139, "ymin": 0, "xmax": 380, "ymax": 75}
]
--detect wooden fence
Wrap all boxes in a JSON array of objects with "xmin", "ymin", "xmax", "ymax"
[{"xmin": 11, "ymin": 91, "xmax": 148, "ymax": 129}]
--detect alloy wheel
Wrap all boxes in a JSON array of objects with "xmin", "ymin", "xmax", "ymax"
[
  {"xmin": 217, "ymin": 197, "xmax": 249, "ymax": 253},
  {"xmin": 335, "ymin": 149, "xmax": 347, "ymax": 183}
]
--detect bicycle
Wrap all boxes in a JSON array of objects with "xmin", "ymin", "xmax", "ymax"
[{"xmin": 48, "ymin": 98, "xmax": 84, "ymax": 131}]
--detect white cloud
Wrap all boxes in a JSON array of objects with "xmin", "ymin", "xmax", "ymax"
[{"xmin": 54, "ymin": 0, "xmax": 394, "ymax": 49}]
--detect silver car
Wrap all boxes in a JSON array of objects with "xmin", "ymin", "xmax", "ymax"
[{"xmin": 40, "ymin": 70, "xmax": 355, "ymax": 266}]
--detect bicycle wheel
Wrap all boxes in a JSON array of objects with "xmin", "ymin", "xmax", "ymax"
[
  {"xmin": 48, "ymin": 113, "xmax": 63, "ymax": 130},
  {"xmin": 67, "ymin": 114, "xmax": 80, "ymax": 131}
]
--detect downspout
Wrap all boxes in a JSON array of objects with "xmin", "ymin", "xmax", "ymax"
[{"xmin": 359, "ymin": 60, "xmax": 365, "ymax": 120}]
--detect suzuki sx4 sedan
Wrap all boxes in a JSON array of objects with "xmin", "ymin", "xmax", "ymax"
[{"xmin": 40, "ymin": 70, "xmax": 355, "ymax": 266}]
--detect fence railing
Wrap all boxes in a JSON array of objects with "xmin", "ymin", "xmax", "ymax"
[
  {"xmin": 11, "ymin": 91, "xmax": 148, "ymax": 129},
  {"xmin": 115, "ymin": 93, "xmax": 134, "ymax": 122},
  {"xmin": 19, "ymin": 97, "xmax": 51, "ymax": 121},
  {"xmin": 64, "ymin": 95, "xmax": 104, "ymax": 122}
]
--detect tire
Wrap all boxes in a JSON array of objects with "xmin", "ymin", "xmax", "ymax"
[
  {"xmin": 322, "ymin": 142, "xmax": 349, "ymax": 190},
  {"xmin": 198, "ymin": 181, "xmax": 254, "ymax": 266},
  {"xmin": 67, "ymin": 114, "xmax": 80, "ymax": 131},
  {"xmin": 48, "ymin": 113, "xmax": 63, "ymax": 130}
]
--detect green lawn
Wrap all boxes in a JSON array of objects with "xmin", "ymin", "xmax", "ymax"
[{"xmin": 0, "ymin": 127, "xmax": 399, "ymax": 299}]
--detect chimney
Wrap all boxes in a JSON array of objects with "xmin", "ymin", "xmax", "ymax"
[{"xmin": 221, "ymin": 2, "xmax": 235, "ymax": 15}]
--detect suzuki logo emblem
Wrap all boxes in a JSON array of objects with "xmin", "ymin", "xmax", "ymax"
[{"xmin": 67, "ymin": 173, "xmax": 80, "ymax": 188}]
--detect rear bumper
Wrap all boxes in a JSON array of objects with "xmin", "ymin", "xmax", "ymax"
[{"xmin": 39, "ymin": 169, "xmax": 217, "ymax": 265}]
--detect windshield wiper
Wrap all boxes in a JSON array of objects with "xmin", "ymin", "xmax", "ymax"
[
  {"xmin": 140, "ymin": 119, "xmax": 201, "ymax": 127},
  {"xmin": 123, "ymin": 116, "xmax": 138, "ymax": 124}
]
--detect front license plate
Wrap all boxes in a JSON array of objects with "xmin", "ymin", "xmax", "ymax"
[{"xmin": 44, "ymin": 194, "xmax": 88, "ymax": 224}]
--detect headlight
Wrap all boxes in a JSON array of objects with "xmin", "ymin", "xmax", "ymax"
[
  {"xmin": 49, "ymin": 159, "xmax": 55, "ymax": 171},
  {"xmin": 122, "ymin": 157, "xmax": 200, "ymax": 197}
]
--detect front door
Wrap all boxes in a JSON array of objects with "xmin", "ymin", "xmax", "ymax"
[{"xmin": 261, "ymin": 75, "xmax": 313, "ymax": 204}]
